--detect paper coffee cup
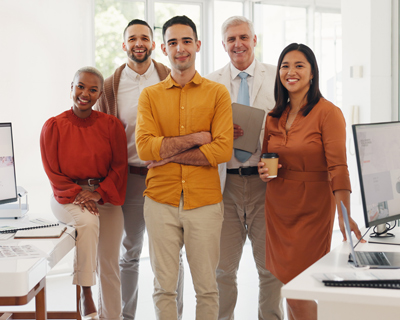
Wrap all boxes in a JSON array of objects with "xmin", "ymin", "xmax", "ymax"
[{"xmin": 261, "ymin": 153, "xmax": 279, "ymax": 178}]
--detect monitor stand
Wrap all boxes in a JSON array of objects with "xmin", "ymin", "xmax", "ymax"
[
  {"xmin": 0, "ymin": 186, "xmax": 29, "ymax": 219},
  {"xmin": 370, "ymin": 223, "xmax": 395, "ymax": 238}
]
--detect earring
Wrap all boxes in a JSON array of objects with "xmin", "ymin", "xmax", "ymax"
[{"xmin": 310, "ymin": 79, "xmax": 313, "ymax": 85}]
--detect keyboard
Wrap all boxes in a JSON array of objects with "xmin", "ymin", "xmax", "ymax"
[{"xmin": 356, "ymin": 251, "xmax": 391, "ymax": 266}]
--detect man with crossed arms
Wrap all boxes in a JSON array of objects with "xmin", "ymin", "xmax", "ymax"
[
  {"xmin": 136, "ymin": 15, "xmax": 233, "ymax": 320},
  {"xmin": 206, "ymin": 16, "xmax": 283, "ymax": 320},
  {"xmin": 95, "ymin": 19, "xmax": 183, "ymax": 320}
]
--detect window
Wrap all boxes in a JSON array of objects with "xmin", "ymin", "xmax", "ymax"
[
  {"xmin": 95, "ymin": 0, "xmax": 145, "ymax": 78},
  {"xmin": 152, "ymin": 1, "xmax": 202, "ymax": 72},
  {"xmin": 213, "ymin": 1, "xmax": 244, "ymax": 70},
  {"xmin": 253, "ymin": 3, "xmax": 342, "ymax": 107}
]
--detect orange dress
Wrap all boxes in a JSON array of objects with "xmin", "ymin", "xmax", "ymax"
[{"xmin": 262, "ymin": 98, "xmax": 351, "ymax": 284}]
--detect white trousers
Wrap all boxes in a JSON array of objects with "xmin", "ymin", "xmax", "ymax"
[{"xmin": 51, "ymin": 185, "xmax": 124, "ymax": 320}]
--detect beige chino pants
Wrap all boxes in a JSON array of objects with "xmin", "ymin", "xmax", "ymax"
[
  {"xmin": 50, "ymin": 185, "xmax": 124, "ymax": 320},
  {"xmin": 144, "ymin": 195, "xmax": 224, "ymax": 320}
]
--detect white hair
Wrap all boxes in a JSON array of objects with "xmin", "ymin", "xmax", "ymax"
[{"xmin": 221, "ymin": 16, "xmax": 255, "ymax": 40}]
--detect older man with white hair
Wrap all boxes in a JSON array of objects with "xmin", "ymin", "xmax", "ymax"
[{"xmin": 207, "ymin": 16, "xmax": 283, "ymax": 320}]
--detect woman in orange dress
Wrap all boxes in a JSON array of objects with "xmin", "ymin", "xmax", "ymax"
[{"xmin": 258, "ymin": 43, "xmax": 363, "ymax": 320}]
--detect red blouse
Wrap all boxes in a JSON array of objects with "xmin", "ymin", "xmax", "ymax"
[{"xmin": 40, "ymin": 109, "xmax": 128, "ymax": 206}]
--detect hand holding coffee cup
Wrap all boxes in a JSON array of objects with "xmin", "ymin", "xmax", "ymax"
[{"xmin": 259, "ymin": 153, "xmax": 279, "ymax": 179}]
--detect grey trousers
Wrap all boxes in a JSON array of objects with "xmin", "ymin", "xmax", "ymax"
[
  {"xmin": 120, "ymin": 173, "xmax": 184, "ymax": 320},
  {"xmin": 217, "ymin": 174, "xmax": 283, "ymax": 320},
  {"xmin": 50, "ymin": 186, "xmax": 124, "ymax": 320}
]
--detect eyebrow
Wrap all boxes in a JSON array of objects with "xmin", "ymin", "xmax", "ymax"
[
  {"xmin": 281, "ymin": 61, "xmax": 306, "ymax": 64},
  {"xmin": 78, "ymin": 81, "xmax": 99, "ymax": 88},
  {"xmin": 167, "ymin": 36, "xmax": 194, "ymax": 44},
  {"xmin": 128, "ymin": 34, "xmax": 150, "ymax": 39}
]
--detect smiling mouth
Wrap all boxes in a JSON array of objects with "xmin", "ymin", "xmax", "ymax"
[
  {"xmin": 133, "ymin": 48, "xmax": 146, "ymax": 54},
  {"xmin": 233, "ymin": 49, "xmax": 246, "ymax": 54},
  {"xmin": 176, "ymin": 55, "xmax": 189, "ymax": 61},
  {"xmin": 287, "ymin": 79, "xmax": 298, "ymax": 83},
  {"xmin": 78, "ymin": 97, "xmax": 89, "ymax": 104}
]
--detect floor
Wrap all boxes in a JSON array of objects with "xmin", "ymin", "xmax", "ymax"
[{"xmin": 0, "ymin": 230, "xmax": 344, "ymax": 319}]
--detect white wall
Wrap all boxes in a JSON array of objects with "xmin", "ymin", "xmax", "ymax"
[
  {"xmin": 0, "ymin": 0, "xmax": 95, "ymax": 217},
  {"xmin": 342, "ymin": 0, "xmax": 393, "ymax": 225}
]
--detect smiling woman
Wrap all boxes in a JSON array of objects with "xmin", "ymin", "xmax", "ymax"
[
  {"xmin": 71, "ymin": 69, "xmax": 104, "ymax": 119},
  {"xmin": 40, "ymin": 66, "xmax": 128, "ymax": 320}
]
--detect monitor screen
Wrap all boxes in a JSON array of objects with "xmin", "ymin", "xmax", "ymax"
[
  {"xmin": 353, "ymin": 121, "xmax": 400, "ymax": 228},
  {"xmin": 0, "ymin": 123, "xmax": 17, "ymax": 204}
]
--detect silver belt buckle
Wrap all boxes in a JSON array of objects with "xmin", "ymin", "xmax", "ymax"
[
  {"xmin": 88, "ymin": 178, "xmax": 96, "ymax": 186},
  {"xmin": 238, "ymin": 167, "xmax": 243, "ymax": 176}
]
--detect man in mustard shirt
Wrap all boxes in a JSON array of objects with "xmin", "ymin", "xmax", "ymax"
[{"xmin": 136, "ymin": 15, "xmax": 233, "ymax": 320}]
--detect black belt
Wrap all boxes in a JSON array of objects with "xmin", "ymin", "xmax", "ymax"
[
  {"xmin": 227, "ymin": 166, "xmax": 258, "ymax": 176},
  {"xmin": 130, "ymin": 165, "xmax": 149, "ymax": 176},
  {"xmin": 75, "ymin": 178, "xmax": 105, "ymax": 186}
]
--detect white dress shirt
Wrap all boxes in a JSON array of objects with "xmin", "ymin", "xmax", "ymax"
[{"xmin": 117, "ymin": 61, "xmax": 161, "ymax": 166}]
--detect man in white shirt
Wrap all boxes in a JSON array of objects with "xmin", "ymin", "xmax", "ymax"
[
  {"xmin": 95, "ymin": 19, "xmax": 183, "ymax": 320},
  {"xmin": 206, "ymin": 16, "xmax": 283, "ymax": 320}
]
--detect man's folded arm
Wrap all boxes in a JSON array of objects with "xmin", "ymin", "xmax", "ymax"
[
  {"xmin": 147, "ymin": 147, "xmax": 210, "ymax": 168},
  {"xmin": 159, "ymin": 131, "xmax": 212, "ymax": 159}
]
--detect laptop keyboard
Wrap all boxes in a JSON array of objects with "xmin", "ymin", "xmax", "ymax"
[{"xmin": 356, "ymin": 251, "xmax": 391, "ymax": 266}]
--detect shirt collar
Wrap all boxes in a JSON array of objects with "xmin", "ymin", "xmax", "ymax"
[
  {"xmin": 229, "ymin": 59, "xmax": 256, "ymax": 80},
  {"xmin": 164, "ymin": 71, "xmax": 202, "ymax": 89},
  {"xmin": 124, "ymin": 60, "xmax": 155, "ymax": 80}
]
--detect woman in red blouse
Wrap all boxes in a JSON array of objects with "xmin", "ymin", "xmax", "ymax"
[{"xmin": 40, "ymin": 67, "xmax": 128, "ymax": 320}]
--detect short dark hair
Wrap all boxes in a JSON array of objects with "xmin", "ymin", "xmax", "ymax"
[
  {"xmin": 123, "ymin": 19, "xmax": 153, "ymax": 40},
  {"xmin": 162, "ymin": 15, "xmax": 198, "ymax": 43},
  {"xmin": 269, "ymin": 43, "xmax": 323, "ymax": 118}
]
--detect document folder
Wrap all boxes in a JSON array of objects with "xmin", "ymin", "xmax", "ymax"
[{"xmin": 232, "ymin": 103, "xmax": 265, "ymax": 153}]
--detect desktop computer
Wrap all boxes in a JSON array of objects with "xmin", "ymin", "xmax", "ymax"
[{"xmin": 0, "ymin": 123, "xmax": 28, "ymax": 218}]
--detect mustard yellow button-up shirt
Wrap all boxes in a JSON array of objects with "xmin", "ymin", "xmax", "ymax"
[{"xmin": 136, "ymin": 72, "xmax": 233, "ymax": 209}]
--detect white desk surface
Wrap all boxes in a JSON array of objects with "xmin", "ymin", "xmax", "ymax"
[
  {"xmin": 0, "ymin": 217, "xmax": 75, "ymax": 297},
  {"xmin": 282, "ymin": 228, "xmax": 400, "ymax": 309}
]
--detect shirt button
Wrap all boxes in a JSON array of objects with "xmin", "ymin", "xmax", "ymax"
[
  {"xmin": 181, "ymin": 125, "xmax": 184, "ymax": 129},
  {"xmin": 181, "ymin": 106, "xmax": 184, "ymax": 109},
  {"xmin": 182, "ymin": 180, "xmax": 185, "ymax": 183}
]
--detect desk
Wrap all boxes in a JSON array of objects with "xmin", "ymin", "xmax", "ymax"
[
  {"xmin": 281, "ymin": 229, "xmax": 400, "ymax": 320},
  {"xmin": 0, "ymin": 224, "xmax": 79, "ymax": 320}
]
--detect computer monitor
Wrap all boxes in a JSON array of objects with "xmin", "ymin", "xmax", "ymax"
[
  {"xmin": 353, "ymin": 121, "xmax": 400, "ymax": 237},
  {"xmin": 0, "ymin": 123, "xmax": 18, "ymax": 205}
]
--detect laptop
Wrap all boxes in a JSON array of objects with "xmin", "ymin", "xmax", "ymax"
[{"xmin": 341, "ymin": 201, "xmax": 400, "ymax": 269}]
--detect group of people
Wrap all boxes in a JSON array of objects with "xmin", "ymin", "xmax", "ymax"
[{"xmin": 40, "ymin": 14, "xmax": 363, "ymax": 320}]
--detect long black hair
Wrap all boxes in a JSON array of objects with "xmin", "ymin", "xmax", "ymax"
[{"xmin": 269, "ymin": 43, "xmax": 322, "ymax": 118}]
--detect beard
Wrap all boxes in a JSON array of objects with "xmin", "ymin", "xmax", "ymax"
[{"xmin": 128, "ymin": 47, "xmax": 152, "ymax": 63}]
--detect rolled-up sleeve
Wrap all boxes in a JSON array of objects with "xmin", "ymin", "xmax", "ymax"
[{"xmin": 199, "ymin": 86, "xmax": 233, "ymax": 167}]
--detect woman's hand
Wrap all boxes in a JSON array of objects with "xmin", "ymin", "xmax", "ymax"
[
  {"xmin": 258, "ymin": 161, "xmax": 282, "ymax": 182},
  {"xmin": 334, "ymin": 190, "xmax": 366, "ymax": 243},
  {"xmin": 78, "ymin": 200, "xmax": 99, "ymax": 216},
  {"xmin": 338, "ymin": 215, "xmax": 365, "ymax": 243},
  {"xmin": 73, "ymin": 190, "xmax": 101, "ymax": 205}
]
